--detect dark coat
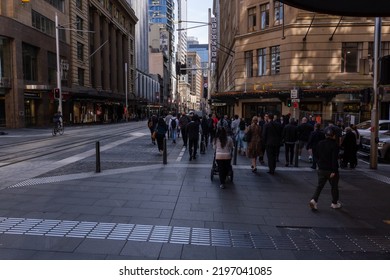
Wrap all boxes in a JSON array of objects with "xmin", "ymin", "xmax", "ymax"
[
  {"xmin": 187, "ymin": 120, "xmax": 200, "ymax": 139},
  {"xmin": 307, "ymin": 129, "xmax": 325, "ymax": 150},
  {"xmin": 297, "ymin": 122, "xmax": 314, "ymax": 142},
  {"xmin": 282, "ymin": 123, "xmax": 298, "ymax": 144},
  {"xmin": 316, "ymin": 138, "xmax": 339, "ymax": 172},
  {"xmin": 263, "ymin": 120, "xmax": 283, "ymax": 146}
]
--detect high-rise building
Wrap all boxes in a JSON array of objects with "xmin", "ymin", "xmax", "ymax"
[
  {"xmin": 129, "ymin": 0, "xmax": 160, "ymax": 118},
  {"xmin": 148, "ymin": 0, "xmax": 176, "ymax": 112}
]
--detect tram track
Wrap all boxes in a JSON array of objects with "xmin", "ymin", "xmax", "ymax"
[{"xmin": 0, "ymin": 123, "xmax": 145, "ymax": 168}]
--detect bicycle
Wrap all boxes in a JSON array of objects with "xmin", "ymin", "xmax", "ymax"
[{"xmin": 52, "ymin": 122, "xmax": 64, "ymax": 136}]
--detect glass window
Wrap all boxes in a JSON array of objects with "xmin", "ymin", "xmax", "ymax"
[
  {"xmin": 248, "ymin": 7, "xmax": 257, "ymax": 32},
  {"xmin": 22, "ymin": 43, "xmax": 38, "ymax": 82},
  {"xmin": 274, "ymin": 1, "xmax": 283, "ymax": 26},
  {"xmin": 341, "ymin": 42, "xmax": 363, "ymax": 73},
  {"xmin": 260, "ymin": 3, "xmax": 269, "ymax": 30},
  {"xmin": 76, "ymin": 0, "xmax": 82, "ymax": 10},
  {"xmin": 77, "ymin": 42, "xmax": 84, "ymax": 61},
  {"xmin": 78, "ymin": 68, "xmax": 84, "ymax": 86},
  {"xmin": 257, "ymin": 48, "xmax": 267, "ymax": 76},
  {"xmin": 44, "ymin": 0, "xmax": 65, "ymax": 12},
  {"xmin": 245, "ymin": 51, "xmax": 253, "ymax": 77},
  {"xmin": 76, "ymin": 16, "xmax": 83, "ymax": 36},
  {"xmin": 271, "ymin": 45, "xmax": 280, "ymax": 75}
]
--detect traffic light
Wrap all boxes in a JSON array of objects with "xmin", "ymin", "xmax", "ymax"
[
  {"xmin": 54, "ymin": 88, "xmax": 60, "ymax": 99},
  {"xmin": 287, "ymin": 99, "xmax": 292, "ymax": 107}
]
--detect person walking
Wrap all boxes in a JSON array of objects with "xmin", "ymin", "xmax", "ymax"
[
  {"xmin": 200, "ymin": 115, "xmax": 210, "ymax": 148},
  {"xmin": 169, "ymin": 114, "xmax": 179, "ymax": 144},
  {"xmin": 309, "ymin": 127, "xmax": 342, "ymax": 211},
  {"xmin": 340, "ymin": 126, "xmax": 357, "ymax": 168},
  {"xmin": 262, "ymin": 113, "xmax": 283, "ymax": 174},
  {"xmin": 237, "ymin": 118, "xmax": 247, "ymax": 156},
  {"xmin": 282, "ymin": 118, "xmax": 298, "ymax": 167},
  {"xmin": 307, "ymin": 123, "xmax": 325, "ymax": 169},
  {"xmin": 246, "ymin": 116, "xmax": 263, "ymax": 172},
  {"xmin": 147, "ymin": 114, "xmax": 158, "ymax": 145},
  {"xmin": 187, "ymin": 114, "xmax": 201, "ymax": 160},
  {"xmin": 297, "ymin": 117, "xmax": 314, "ymax": 161},
  {"xmin": 179, "ymin": 113, "xmax": 190, "ymax": 147},
  {"xmin": 155, "ymin": 117, "xmax": 168, "ymax": 154},
  {"xmin": 213, "ymin": 127, "xmax": 234, "ymax": 189}
]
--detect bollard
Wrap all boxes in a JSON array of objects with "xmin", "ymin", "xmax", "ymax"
[
  {"xmin": 96, "ymin": 141, "xmax": 101, "ymax": 173},
  {"xmin": 163, "ymin": 138, "xmax": 167, "ymax": 164},
  {"xmin": 233, "ymin": 138, "xmax": 238, "ymax": 165},
  {"xmin": 294, "ymin": 141, "xmax": 299, "ymax": 167}
]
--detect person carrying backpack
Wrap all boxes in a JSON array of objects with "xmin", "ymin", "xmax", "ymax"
[{"xmin": 169, "ymin": 115, "xmax": 179, "ymax": 144}]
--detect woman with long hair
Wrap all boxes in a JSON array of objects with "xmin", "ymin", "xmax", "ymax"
[
  {"xmin": 246, "ymin": 116, "xmax": 263, "ymax": 172},
  {"xmin": 213, "ymin": 127, "xmax": 234, "ymax": 189}
]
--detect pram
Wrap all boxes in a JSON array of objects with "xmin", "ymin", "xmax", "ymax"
[{"xmin": 210, "ymin": 151, "xmax": 233, "ymax": 182}]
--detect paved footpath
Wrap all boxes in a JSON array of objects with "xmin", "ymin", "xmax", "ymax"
[{"xmin": 0, "ymin": 125, "xmax": 389, "ymax": 260}]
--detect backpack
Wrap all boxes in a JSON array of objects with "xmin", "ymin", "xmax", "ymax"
[{"xmin": 171, "ymin": 118, "xmax": 177, "ymax": 129}]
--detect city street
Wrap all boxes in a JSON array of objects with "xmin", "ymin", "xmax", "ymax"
[{"xmin": 0, "ymin": 122, "xmax": 389, "ymax": 260}]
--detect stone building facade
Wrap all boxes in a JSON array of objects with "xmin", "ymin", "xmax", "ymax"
[{"xmin": 213, "ymin": 0, "xmax": 390, "ymax": 124}]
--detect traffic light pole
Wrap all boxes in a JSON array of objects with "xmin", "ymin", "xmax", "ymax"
[
  {"xmin": 370, "ymin": 17, "xmax": 381, "ymax": 169},
  {"xmin": 55, "ymin": 13, "xmax": 62, "ymax": 115}
]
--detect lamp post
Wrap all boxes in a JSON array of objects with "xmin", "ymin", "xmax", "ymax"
[
  {"xmin": 55, "ymin": 13, "xmax": 62, "ymax": 114},
  {"xmin": 125, "ymin": 62, "xmax": 128, "ymax": 121}
]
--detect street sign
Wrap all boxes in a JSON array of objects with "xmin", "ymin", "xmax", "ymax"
[
  {"xmin": 291, "ymin": 98, "xmax": 300, "ymax": 103},
  {"xmin": 290, "ymin": 89, "xmax": 298, "ymax": 99}
]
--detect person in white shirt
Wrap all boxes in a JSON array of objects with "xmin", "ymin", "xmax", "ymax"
[{"xmin": 213, "ymin": 127, "xmax": 234, "ymax": 189}]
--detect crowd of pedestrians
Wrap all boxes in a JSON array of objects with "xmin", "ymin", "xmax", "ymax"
[{"xmin": 147, "ymin": 111, "xmax": 360, "ymax": 211}]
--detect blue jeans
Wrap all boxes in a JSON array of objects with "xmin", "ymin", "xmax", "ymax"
[{"xmin": 171, "ymin": 128, "xmax": 177, "ymax": 142}]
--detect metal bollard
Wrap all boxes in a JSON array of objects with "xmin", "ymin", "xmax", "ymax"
[
  {"xmin": 233, "ymin": 138, "xmax": 238, "ymax": 165},
  {"xmin": 96, "ymin": 141, "xmax": 101, "ymax": 173},
  {"xmin": 163, "ymin": 138, "xmax": 167, "ymax": 164},
  {"xmin": 294, "ymin": 141, "xmax": 299, "ymax": 167}
]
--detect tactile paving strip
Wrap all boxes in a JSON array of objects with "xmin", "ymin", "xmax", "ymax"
[{"xmin": 0, "ymin": 217, "xmax": 389, "ymax": 252}]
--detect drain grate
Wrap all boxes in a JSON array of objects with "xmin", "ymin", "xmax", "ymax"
[{"xmin": 0, "ymin": 217, "xmax": 389, "ymax": 253}]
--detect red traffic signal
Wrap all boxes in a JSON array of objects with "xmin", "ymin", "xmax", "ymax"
[{"xmin": 293, "ymin": 102, "xmax": 299, "ymax": 108}]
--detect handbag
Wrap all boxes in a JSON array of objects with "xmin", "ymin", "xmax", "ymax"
[{"xmin": 152, "ymin": 131, "xmax": 157, "ymax": 140}]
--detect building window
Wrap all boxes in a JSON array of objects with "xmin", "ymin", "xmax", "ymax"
[
  {"xmin": 77, "ymin": 42, "xmax": 84, "ymax": 61},
  {"xmin": 368, "ymin": 41, "xmax": 390, "ymax": 57},
  {"xmin": 245, "ymin": 51, "xmax": 254, "ymax": 77},
  {"xmin": 32, "ymin": 10, "xmax": 55, "ymax": 37},
  {"xmin": 22, "ymin": 43, "xmax": 38, "ymax": 81},
  {"xmin": 76, "ymin": 0, "xmax": 82, "ymax": 10},
  {"xmin": 341, "ymin": 42, "xmax": 362, "ymax": 73},
  {"xmin": 76, "ymin": 16, "xmax": 83, "ymax": 36},
  {"xmin": 47, "ymin": 52, "xmax": 57, "ymax": 85},
  {"xmin": 260, "ymin": 3, "xmax": 269, "ymax": 30},
  {"xmin": 274, "ymin": 1, "xmax": 283, "ymax": 26},
  {"xmin": 44, "ymin": 0, "xmax": 65, "ymax": 12},
  {"xmin": 271, "ymin": 45, "xmax": 280, "ymax": 75},
  {"xmin": 78, "ymin": 68, "xmax": 85, "ymax": 86},
  {"xmin": 257, "ymin": 48, "xmax": 267, "ymax": 76},
  {"xmin": 248, "ymin": 7, "xmax": 257, "ymax": 32}
]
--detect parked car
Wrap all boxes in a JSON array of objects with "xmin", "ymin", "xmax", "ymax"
[
  {"xmin": 355, "ymin": 119, "xmax": 390, "ymax": 140},
  {"xmin": 360, "ymin": 131, "xmax": 390, "ymax": 161}
]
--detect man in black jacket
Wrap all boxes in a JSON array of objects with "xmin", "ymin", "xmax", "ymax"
[
  {"xmin": 187, "ymin": 114, "xmax": 201, "ymax": 160},
  {"xmin": 262, "ymin": 113, "xmax": 282, "ymax": 174},
  {"xmin": 282, "ymin": 118, "xmax": 298, "ymax": 166},
  {"xmin": 297, "ymin": 117, "xmax": 314, "ymax": 161},
  {"xmin": 309, "ymin": 127, "xmax": 342, "ymax": 211}
]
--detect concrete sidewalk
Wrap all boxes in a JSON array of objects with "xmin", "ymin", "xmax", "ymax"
[{"xmin": 0, "ymin": 129, "xmax": 389, "ymax": 260}]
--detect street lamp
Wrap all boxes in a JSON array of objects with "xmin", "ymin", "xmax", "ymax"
[{"xmin": 55, "ymin": 13, "xmax": 62, "ymax": 114}]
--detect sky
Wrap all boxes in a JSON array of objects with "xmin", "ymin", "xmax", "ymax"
[{"xmin": 186, "ymin": 0, "xmax": 213, "ymax": 44}]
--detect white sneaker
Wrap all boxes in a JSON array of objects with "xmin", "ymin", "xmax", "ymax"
[
  {"xmin": 330, "ymin": 202, "xmax": 342, "ymax": 209},
  {"xmin": 220, "ymin": 184, "xmax": 225, "ymax": 189},
  {"xmin": 309, "ymin": 199, "xmax": 318, "ymax": 210}
]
